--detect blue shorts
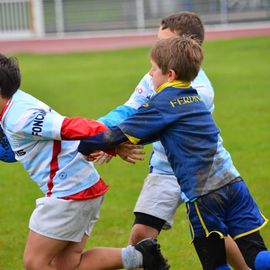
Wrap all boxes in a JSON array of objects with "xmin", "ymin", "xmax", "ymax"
[{"xmin": 186, "ymin": 179, "xmax": 268, "ymax": 240}]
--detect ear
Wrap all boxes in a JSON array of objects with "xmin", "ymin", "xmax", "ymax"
[{"xmin": 168, "ymin": 69, "xmax": 177, "ymax": 82}]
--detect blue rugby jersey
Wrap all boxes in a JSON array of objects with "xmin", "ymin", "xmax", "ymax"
[
  {"xmin": 118, "ymin": 82, "xmax": 239, "ymax": 202},
  {"xmin": 0, "ymin": 90, "xmax": 101, "ymax": 198}
]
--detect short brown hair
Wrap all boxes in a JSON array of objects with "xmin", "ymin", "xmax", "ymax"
[
  {"xmin": 150, "ymin": 36, "xmax": 203, "ymax": 82},
  {"xmin": 160, "ymin": 12, "xmax": 204, "ymax": 45}
]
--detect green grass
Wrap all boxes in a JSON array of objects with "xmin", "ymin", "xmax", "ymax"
[{"xmin": 0, "ymin": 36, "xmax": 270, "ymax": 269}]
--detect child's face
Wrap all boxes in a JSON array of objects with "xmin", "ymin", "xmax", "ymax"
[{"xmin": 149, "ymin": 59, "xmax": 169, "ymax": 90}]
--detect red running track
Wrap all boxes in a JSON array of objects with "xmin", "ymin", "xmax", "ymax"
[{"xmin": 0, "ymin": 24, "xmax": 270, "ymax": 54}]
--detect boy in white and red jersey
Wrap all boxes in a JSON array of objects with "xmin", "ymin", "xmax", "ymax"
[{"xmin": 0, "ymin": 54, "xmax": 169, "ymax": 270}]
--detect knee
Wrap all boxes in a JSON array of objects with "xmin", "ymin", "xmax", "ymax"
[
  {"xmin": 254, "ymin": 251, "xmax": 270, "ymax": 270},
  {"xmin": 23, "ymin": 253, "xmax": 40, "ymax": 270},
  {"xmin": 129, "ymin": 224, "xmax": 158, "ymax": 245}
]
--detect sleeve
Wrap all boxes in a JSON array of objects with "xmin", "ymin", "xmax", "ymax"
[
  {"xmin": 98, "ymin": 105, "xmax": 137, "ymax": 127},
  {"xmin": 61, "ymin": 117, "xmax": 108, "ymax": 140},
  {"xmin": 118, "ymin": 102, "xmax": 166, "ymax": 144},
  {"xmin": 191, "ymin": 68, "xmax": 215, "ymax": 113},
  {"xmin": 78, "ymin": 126, "xmax": 127, "ymax": 155},
  {"xmin": 98, "ymin": 73, "xmax": 155, "ymax": 127},
  {"xmin": 78, "ymin": 125, "xmax": 158, "ymax": 155},
  {"xmin": 61, "ymin": 117, "xmax": 116, "ymax": 156},
  {"xmin": 0, "ymin": 127, "xmax": 16, "ymax": 163},
  {"xmin": 124, "ymin": 73, "xmax": 155, "ymax": 109}
]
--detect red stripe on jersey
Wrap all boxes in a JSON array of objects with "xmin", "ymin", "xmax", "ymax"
[
  {"xmin": 47, "ymin": 140, "xmax": 61, "ymax": 197},
  {"xmin": 61, "ymin": 178, "xmax": 109, "ymax": 200}
]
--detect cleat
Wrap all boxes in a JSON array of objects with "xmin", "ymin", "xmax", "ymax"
[{"xmin": 134, "ymin": 238, "xmax": 170, "ymax": 270}]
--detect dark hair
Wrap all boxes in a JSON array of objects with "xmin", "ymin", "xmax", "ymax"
[
  {"xmin": 160, "ymin": 12, "xmax": 204, "ymax": 45},
  {"xmin": 0, "ymin": 54, "xmax": 21, "ymax": 98},
  {"xmin": 150, "ymin": 36, "xmax": 203, "ymax": 82}
]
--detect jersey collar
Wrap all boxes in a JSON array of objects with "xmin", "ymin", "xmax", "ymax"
[{"xmin": 156, "ymin": 80, "xmax": 191, "ymax": 93}]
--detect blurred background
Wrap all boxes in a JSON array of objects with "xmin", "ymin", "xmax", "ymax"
[{"xmin": 0, "ymin": 0, "xmax": 270, "ymax": 39}]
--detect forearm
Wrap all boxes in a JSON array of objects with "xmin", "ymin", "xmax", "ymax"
[{"xmin": 78, "ymin": 126, "xmax": 127, "ymax": 155}]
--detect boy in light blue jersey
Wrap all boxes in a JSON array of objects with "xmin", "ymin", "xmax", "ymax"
[
  {"xmin": 78, "ymin": 36, "xmax": 270, "ymax": 270},
  {"xmin": 98, "ymin": 12, "xmax": 248, "ymax": 270},
  {"xmin": 0, "ymin": 54, "xmax": 169, "ymax": 270}
]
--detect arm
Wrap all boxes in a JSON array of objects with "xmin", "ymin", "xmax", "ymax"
[
  {"xmin": 78, "ymin": 102, "xmax": 165, "ymax": 156},
  {"xmin": 61, "ymin": 117, "xmax": 116, "ymax": 156},
  {"xmin": 98, "ymin": 73, "xmax": 155, "ymax": 127},
  {"xmin": 98, "ymin": 105, "xmax": 137, "ymax": 127},
  {"xmin": 78, "ymin": 126, "xmax": 157, "ymax": 155},
  {"xmin": 191, "ymin": 68, "xmax": 215, "ymax": 113}
]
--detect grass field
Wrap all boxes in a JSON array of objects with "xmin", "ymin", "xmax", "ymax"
[{"xmin": 0, "ymin": 36, "xmax": 269, "ymax": 270}]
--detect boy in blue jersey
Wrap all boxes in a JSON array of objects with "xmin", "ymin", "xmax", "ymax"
[
  {"xmin": 78, "ymin": 36, "xmax": 270, "ymax": 270},
  {"xmin": 96, "ymin": 12, "xmax": 248, "ymax": 270},
  {"xmin": 0, "ymin": 54, "xmax": 169, "ymax": 270}
]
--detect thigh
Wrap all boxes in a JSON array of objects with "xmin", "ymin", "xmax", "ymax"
[
  {"xmin": 187, "ymin": 193, "xmax": 228, "ymax": 239},
  {"xmin": 134, "ymin": 173, "xmax": 183, "ymax": 230},
  {"xmin": 193, "ymin": 233, "xmax": 227, "ymax": 270},
  {"xmin": 226, "ymin": 180, "xmax": 267, "ymax": 239},
  {"xmin": 24, "ymin": 230, "xmax": 69, "ymax": 269},
  {"xmin": 235, "ymin": 231, "xmax": 267, "ymax": 269}
]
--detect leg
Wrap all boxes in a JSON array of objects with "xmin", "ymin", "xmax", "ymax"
[
  {"xmin": 193, "ymin": 233, "xmax": 228, "ymax": 270},
  {"xmin": 129, "ymin": 174, "xmax": 182, "ymax": 245},
  {"xmin": 24, "ymin": 230, "xmax": 70, "ymax": 270},
  {"xmin": 77, "ymin": 238, "xmax": 169, "ymax": 270},
  {"xmin": 128, "ymin": 212, "xmax": 165, "ymax": 245},
  {"xmin": 225, "ymin": 235, "xmax": 250, "ymax": 270},
  {"xmin": 235, "ymin": 231, "xmax": 269, "ymax": 270},
  {"xmin": 53, "ymin": 234, "xmax": 89, "ymax": 270}
]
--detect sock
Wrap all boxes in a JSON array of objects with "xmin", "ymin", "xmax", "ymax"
[
  {"xmin": 215, "ymin": 264, "xmax": 231, "ymax": 270},
  {"xmin": 121, "ymin": 245, "xmax": 143, "ymax": 269},
  {"xmin": 255, "ymin": 251, "xmax": 270, "ymax": 270}
]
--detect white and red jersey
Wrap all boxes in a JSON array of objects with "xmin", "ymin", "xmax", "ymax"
[{"xmin": 0, "ymin": 90, "xmax": 110, "ymax": 198}]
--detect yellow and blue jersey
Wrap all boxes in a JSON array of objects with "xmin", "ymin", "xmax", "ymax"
[{"xmin": 117, "ymin": 82, "xmax": 239, "ymax": 202}]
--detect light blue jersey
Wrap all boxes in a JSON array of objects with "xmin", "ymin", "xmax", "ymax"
[{"xmin": 1, "ymin": 90, "xmax": 100, "ymax": 198}]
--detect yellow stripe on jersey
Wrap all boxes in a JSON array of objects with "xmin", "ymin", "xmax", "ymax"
[
  {"xmin": 195, "ymin": 202, "xmax": 225, "ymax": 239},
  {"xmin": 124, "ymin": 133, "xmax": 141, "ymax": 144},
  {"xmin": 156, "ymin": 80, "xmax": 191, "ymax": 93}
]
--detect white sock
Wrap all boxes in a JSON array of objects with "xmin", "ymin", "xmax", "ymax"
[{"xmin": 121, "ymin": 245, "xmax": 143, "ymax": 269}]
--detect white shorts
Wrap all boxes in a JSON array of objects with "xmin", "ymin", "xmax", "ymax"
[
  {"xmin": 134, "ymin": 173, "xmax": 183, "ymax": 230},
  {"xmin": 29, "ymin": 196, "xmax": 104, "ymax": 242}
]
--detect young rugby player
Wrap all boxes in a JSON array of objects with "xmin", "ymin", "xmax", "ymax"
[
  {"xmin": 96, "ymin": 11, "xmax": 249, "ymax": 270},
  {"xmin": 0, "ymin": 53, "xmax": 169, "ymax": 270}
]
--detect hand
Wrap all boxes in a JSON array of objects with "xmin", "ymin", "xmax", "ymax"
[
  {"xmin": 85, "ymin": 150, "xmax": 113, "ymax": 165},
  {"xmin": 116, "ymin": 142, "xmax": 145, "ymax": 164}
]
